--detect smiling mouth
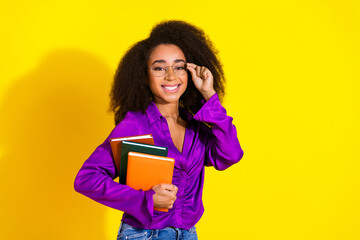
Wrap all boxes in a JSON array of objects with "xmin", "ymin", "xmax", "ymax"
[{"xmin": 162, "ymin": 84, "xmax": 180, "ymax": 91}]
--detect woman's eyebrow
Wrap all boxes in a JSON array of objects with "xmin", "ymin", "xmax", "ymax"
[
  {"xmin": 151, "ymin": 59, "xmax": 185, "ymax": 65},
  {"xmin": 174, "ymin": 59, "xmax": 186, "ymax": 63},
  {"xmin": 151, "ymin": 60, "xmax": 165, "ymax": 65}
]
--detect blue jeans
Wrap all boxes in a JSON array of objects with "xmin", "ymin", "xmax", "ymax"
[{"xmin": 117, "ymin": 222, "xmax": 198, "ymax": 240}]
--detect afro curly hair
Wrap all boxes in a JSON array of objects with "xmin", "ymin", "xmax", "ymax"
[{"xmin": 110, "ymin": 20, "xmax": 225, "ymax": 125}]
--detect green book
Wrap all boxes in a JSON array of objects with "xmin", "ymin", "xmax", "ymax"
[{"xmin": 119, "ymin": 140, "xmax": 168, "ymax": 184}]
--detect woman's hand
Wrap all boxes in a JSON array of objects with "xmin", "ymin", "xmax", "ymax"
[
  {"xmin": 152, "ymin": 183, "xmax": 178, "ymax": 209},
  {"xmin": 187, "ymin": 63, "xmax": 216, "ymax": 101}
]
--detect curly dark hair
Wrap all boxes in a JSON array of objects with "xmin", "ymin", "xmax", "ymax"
[{"xmin": 109, "ymin": 20, "xmax": 225, "ymax": 125}]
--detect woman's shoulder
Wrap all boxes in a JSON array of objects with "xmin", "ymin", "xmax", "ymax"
[
  {"xmin": 118, "ymin": 110, "xmax": 148, "ymax": 128},
  {"xmin": 109, "ymin": 110, "xmax": 148, "ymax": 138}
]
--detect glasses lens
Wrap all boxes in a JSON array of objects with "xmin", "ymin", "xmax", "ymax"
[
  {"xmin": 173, "ymin": 63, "xmax": 187, "ymax": 76},
  {"xmin": 150, "ymin": 63, "xmax": 187, "ymax": 77},
  {"xmin": 151, "ymin": 66, "xmax": 166, "ymax": 77}
]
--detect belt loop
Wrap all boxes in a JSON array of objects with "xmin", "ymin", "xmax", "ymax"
[
  {"xmin": 175, "ymin": 227, "xmax": 180, "ymax": 240},
  {"xmin": 117, "ymin": 221, "xmax": 123, "ymax": 235},
  {"xmin": 153, "ymin": 229, "xmax": 158, "ymax": 238}
]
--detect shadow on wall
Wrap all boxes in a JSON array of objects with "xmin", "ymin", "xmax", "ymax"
[{"xmin": 0, "ymin": 49, "xmax": 119, "ymax": 240}]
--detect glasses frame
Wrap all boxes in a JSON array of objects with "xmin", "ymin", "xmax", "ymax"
[{"xmin": 148, "ymin": 62, "xmax": 188, "ymax": 77}]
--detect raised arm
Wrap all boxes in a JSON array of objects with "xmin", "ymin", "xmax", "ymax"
[
  {"xmin": 187, "ymin": 63, "xmax": 244, "ymax": 170},
  {"xmin": 194, "ymin": 93, "xmax": 244, "ymax": 170}
]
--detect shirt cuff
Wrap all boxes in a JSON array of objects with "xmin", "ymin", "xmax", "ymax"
[
  {"xmin": 143, "ymin": 189, "xmax": 155, "ymax": 227},
  {"xmin": 193, "ymin": 93, "xmax": 223, "ymax": 123}
]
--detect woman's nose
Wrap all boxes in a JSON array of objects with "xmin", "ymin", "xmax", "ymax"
[{"xmin": 164, "ymin": 67, "xmax": 176, "ymax": 80}]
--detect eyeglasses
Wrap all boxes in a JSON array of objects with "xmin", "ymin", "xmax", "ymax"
[{"xmin": 148, "ymin": 62, "xmax": 187, "ymax": 77}]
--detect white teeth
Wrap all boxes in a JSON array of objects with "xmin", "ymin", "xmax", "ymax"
[{"xmin": 164, "ymin": 85, "xmax": 179, "ymax": 90}]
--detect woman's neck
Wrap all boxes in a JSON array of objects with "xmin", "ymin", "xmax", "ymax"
[{"xmin": 154, "ymin": 101, "xmax": 180, "ymax": 119}]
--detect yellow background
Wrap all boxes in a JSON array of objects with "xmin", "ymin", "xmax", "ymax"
[{"xmin": 1, "ymin": 0, "xmax": 359, "ymax": 239}]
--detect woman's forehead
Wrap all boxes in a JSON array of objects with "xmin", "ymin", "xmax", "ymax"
[{"xmin": 148, "ymin": 44, "xmax": 186, "ymax": 64}]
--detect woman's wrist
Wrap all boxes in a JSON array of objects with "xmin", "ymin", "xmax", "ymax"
[{"xmin": 201, "ymin": 89, "xmax": 216, "ymax": 101}]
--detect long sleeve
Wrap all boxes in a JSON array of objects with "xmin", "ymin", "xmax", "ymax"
[
  {"xmin": 193, "ymin": 93, "xmax": 244, "ymax": 170},
  {"xmin": 74, "ymin": 117, "xmax": 155, "ymax": 227}
]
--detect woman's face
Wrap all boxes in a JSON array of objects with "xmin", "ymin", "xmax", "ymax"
[{"xmin": 147, "ymin": 44, "xmax": 188, "ymax": 105}]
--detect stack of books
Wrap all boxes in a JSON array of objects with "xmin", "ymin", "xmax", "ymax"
[{"xmin": 109, "ymin": 134, "xmax": 174, "ymax": 212}]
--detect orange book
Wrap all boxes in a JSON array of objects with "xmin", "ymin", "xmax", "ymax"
[
  {"xmin": 126, "ymin": 151, "xmax": 175, "ymax": 212},
  {"xmin": 109, "ymin": 134, "xmax": 154, "ymax": 174}
]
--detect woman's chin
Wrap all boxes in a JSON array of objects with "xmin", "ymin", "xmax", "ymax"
[{"xmin": 154, "ymin": 93, "xmax": 183, "ymax": 104}]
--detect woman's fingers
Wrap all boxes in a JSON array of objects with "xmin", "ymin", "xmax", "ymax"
[
  {"xmin": 186, "ymin": 62, "xmax": 215, "ymax": 101},
  {"xmin": 186, "ymin": 66, "xmax": 195, "ymax": 80},
  {"xmin": 201, "ymin": 67, "xmax": 209, "ymax": 80},
  {"xmin": 186, "ymin": 63, "xmax": 197, "ymax": 78},
  {"xmin": 187, "ymin": 63, "xmax": 209, "ymax": 80},
  {"xmin": 161, "ymin": 183, "xmax": 177, "ymax": 192},
  {"xmin": 195, "ymin": 65, "xmax": 201, "ymax": 77},
  {"xmin": 152, "ymin": 183, "xmax": 178, "ymax": 209}
]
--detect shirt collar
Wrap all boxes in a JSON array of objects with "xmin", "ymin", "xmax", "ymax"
[
  {"xmin": 146, "ymin": 101, "xmax": 162, "ymax": 124},
  {"xmin": 146, "ymin": 101, "xmax": 194, "ymax": 125}
]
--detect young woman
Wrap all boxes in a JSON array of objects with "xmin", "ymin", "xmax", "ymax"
[{"xmin": 74, "ymin": 20, "xmax": 244, "ymax": 240}]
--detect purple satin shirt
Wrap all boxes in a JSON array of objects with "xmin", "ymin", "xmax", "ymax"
[{"xmin": 74, "ymin": 93, "xmax": 243, "ymax": 230}]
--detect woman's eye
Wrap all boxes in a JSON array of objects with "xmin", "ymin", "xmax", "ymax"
[
  {"xmin": 176, "ymin": 66, "xmax": 185, "ymax": 70},
  {"xmin": 154, "ymin": 67, "xmax": 165, "ymax": 71}
]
